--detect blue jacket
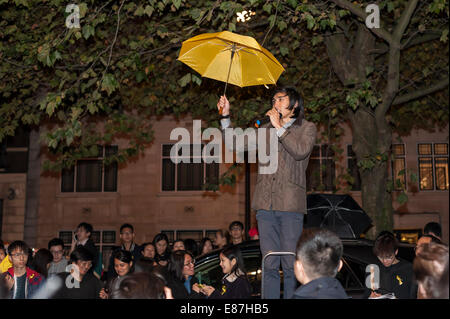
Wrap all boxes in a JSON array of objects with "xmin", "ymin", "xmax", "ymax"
[{"xmin": 292, "ymin": 277, "xmax": 349, "ymax": 299}]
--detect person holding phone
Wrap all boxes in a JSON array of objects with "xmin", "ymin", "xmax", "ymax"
[{"xmin": 70, "ymin": 222, "xmax": 99, "ymax": 276}]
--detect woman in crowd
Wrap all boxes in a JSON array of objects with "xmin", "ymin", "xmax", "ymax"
[
  {"xmin": 100, "ymin": 250, "xmax": 134, "ymax": 299},
  {"xmin": 165, "ymin": 250, "xmax": 203, "ymax": 299},
  {"xmin": 200, "ymin": 245, "xmax": 252, "ymax": 299},
  {"xmin": 199, "ymin": 237, "xmax": 214, "ymax": 256},
  {"xmin": 213, "ymin": 230, "xmax": 230, "ymax": 249},
  {"xmin": 153, "ymin": 233, "xmax": 171, "ymax": 267},
  {"xmin": 172, "ymin": 240, "xmax": 185, "ymax": 252},
  {"xmin": 141, "ymin": 242, "xmax": 156, "ymax": 260}
]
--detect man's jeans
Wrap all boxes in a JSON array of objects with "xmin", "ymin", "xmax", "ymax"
[{"xmin": 256, "ymin": 210, "xmax": 304, "ymax": 299}]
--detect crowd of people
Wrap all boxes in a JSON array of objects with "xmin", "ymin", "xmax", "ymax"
[{"xmin": 0, "ymin": 220, "xmax": 447, "ymax": 300}]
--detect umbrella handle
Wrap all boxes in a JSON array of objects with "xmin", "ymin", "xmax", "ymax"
[{"xmin": 223, "ymin": 47, "xmax": 236, "ymax": 97}]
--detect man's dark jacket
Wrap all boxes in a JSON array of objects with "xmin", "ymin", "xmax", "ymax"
[
  {"xmin": 363, "ymin": 258, "xmax": 417, "ymax": 299},
  {"xmin": 292, "ymin": 277, "xmax": 349, "ymax": 299}
]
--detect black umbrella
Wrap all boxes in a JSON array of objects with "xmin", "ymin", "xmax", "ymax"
[{"xmin": 305, "ymin": 194, "xmax": 372, "ymax": 238}]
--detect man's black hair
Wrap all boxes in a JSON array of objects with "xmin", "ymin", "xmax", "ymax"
[
  {"xmin": 120, "ymin": 223, "xmax": 134, "ymax": 234},
  {"xmin": 48, "ymin": 238, "xmax": 65, "ymax": 250},
  {"xmin": 112, "ymin": 249, "xmax": 133, "ymax": 264},
  {"xmin": 77, "ymin": 222, "xmax": 93, "ymax": 235},
  {"xmin": 295, "ymin": 228, "xmax": 343, "ymax": 279},
  {"xmin": 424, "ymin": 222, "xmax": 442, "ymax": 238},
  {"xmin": 272, "ymin": 86, "xmax": 304, "ymax": 119},
  {"xmin": 229, "ymin": 220, "xmax": 244, "ymax": 231},
  {"xmin": 8, "ymin": 240, "xmax": 29, "ymax": 256},
  {"xmin": 373, "ymin": 231, "xmax": 398, "ymax": 257},
  {"xmin": 69, "ymin": 246, "xmax": 94, "ymax": 264}
]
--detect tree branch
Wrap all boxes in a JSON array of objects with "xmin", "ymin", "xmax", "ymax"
[
  {"xmin": 392, "ymin": 78, "xmax": 449, "ymax": 106},
  {"xmin": 393, "ymin": 0, "xmax": 419, "ymax": 41},
  {"xmin": 329, "ymin": 0, "xmax": 394, "ymax": 44}
]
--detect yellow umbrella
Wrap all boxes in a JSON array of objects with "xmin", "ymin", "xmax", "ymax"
[{"xmin": 177, "ymin": 31, "xmax": 285, "ymax": 96}]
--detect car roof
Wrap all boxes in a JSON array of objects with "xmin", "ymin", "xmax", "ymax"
[{"xmin": 195, "ymin": 239, "xmax": 415, "ymax": 266}]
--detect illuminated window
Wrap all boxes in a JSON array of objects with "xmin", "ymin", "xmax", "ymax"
[
  {"xmin": 418, "ymin": 143, "xmax": 448, "ymax": 191},
  {"xmin": 391, "ymin": 144, "xmax": 406, "ymax": 190},
  {"xmin": 347, "ymin": 145, "xmax": 361, "ymax": 191}
]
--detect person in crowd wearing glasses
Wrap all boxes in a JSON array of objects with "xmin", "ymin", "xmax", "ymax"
[
  {"xmin": 107, "ymin": 223, "xmax": 141, "ymax": 282},
  {"xmin": 4, "ymin": 240, "xmax": 44, "ymax": 299},
  {"xmin": 364, "ymin": 231, "xmax": 417, "ymax": 299},
  {"xmin": 217, "ymin": 87, "xmax": 317, "ymax": 299},
  {"xmin": 165, "ymin": 250, "xmax": 204, "ymax": 299},
  {"xmin": 53, "ymin": 246, "xmax": 102, "ymax": 299},
  {"xmin": 48, "ymin": 238, "xmax": 68, "ymax": 276},
  {"xmin": 229, "ymin": 221, "xmax": 245, "ymax": 245}
]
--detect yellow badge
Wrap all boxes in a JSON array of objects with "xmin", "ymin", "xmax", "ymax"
[
  {"xmin": 221, "ymin": 285, "xmax": 227, "ymax": 295},
  {"xmin": 396, "ymin": 275, "xmax": 403, "ymax": 285}
]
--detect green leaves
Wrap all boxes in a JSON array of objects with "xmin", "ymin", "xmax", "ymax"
[
  {"xmin": 82, "ymin": 25, "xmax": 95, "ymax": 40},
  {"xmin": 101, "ymin": 74, "xmax": 119, "ymax": 95},
  {"xmin": 178, "ymin": 73, "xmax": 202, "ymax": 87}
]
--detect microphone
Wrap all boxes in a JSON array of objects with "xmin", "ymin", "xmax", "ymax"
[{"xmin": 254, "ymin": 112, "xmax": 282, "ymax": 128}]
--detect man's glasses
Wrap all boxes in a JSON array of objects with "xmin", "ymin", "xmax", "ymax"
[
  {"xmin": 271, "ymin": 95, "xmax": 288, "ymax": 105},
  {"xmin": 11, "ymin": 253, "xmax": 27, "ymax": 259},
  {"xmin": 50, "ymin": 250, "xmax": 64, "ymax": 255},
  {"xmin": 378, "ymin": 255, "xmax": 396, "ymax": 262}
]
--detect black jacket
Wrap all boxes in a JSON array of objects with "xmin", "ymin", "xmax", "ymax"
[
  {"xmin": 52, "ymin": 272, "xmax": 102, "ymax": 299},
  {"xmin": 292, "ymin": 277, "xmax": 349, "ymax": 299},
  {"xmin": 209, "ymin": 273, "xmax": 252, "ymax": 299},
  {"xmin": 166, "ymin": 274, "xmax": 204, "ymax": 299},
  {"xmin": 363, "ymin": 258, "xmax": 417, "ymax": 299}
]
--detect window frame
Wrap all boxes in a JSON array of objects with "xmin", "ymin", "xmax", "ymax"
[
  {"xmin": 417, "ymin": 143, "xmax": 449, "ymax": 191},
  {"xmin": 160, "ymin": 143, "xmax": 220, "ymax": 192},
  {"xmin": 60, "ymin": 145, "xmax": 118, "ymax": 193}
]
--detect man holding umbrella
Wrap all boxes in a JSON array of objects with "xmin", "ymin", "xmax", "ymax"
[{"xmin": 218, "ymin": 86, "xmax": 317, "ymax": 299}]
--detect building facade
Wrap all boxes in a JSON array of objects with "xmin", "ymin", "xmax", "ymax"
[{"xmin": 0, "ymin": 116, "xmax": 448, "ymax": 265}]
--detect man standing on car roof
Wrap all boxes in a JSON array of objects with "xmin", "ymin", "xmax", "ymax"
[{"xmin": 218, "ymin": 86, "xmax": 317, "ymax": 299}]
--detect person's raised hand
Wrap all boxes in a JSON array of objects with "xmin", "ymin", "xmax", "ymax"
[
  {"xmin": 217, "ymin": 95, "xmax": 230, "ymax": 116},
  {"xmin": 164, "ymin": 286, "xmax": 174, "ymax": 299},
  {"xmin": 99, "ymin": 288, "xmax": 108, "ymax": 299},
  {"xmin": 5, "ymin": 273, "xmax": 15, "ymax": 290},
  {"xmin": 265, "ymin": 108, "xmax": 282, "ymax": 129}
]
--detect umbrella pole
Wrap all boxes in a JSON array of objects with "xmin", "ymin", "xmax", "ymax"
[{"xmin": 223, "ymin": 46, "xmax": 236, "ymax": 97}]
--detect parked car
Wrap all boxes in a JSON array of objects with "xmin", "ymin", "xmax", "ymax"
[{"xmin": 194, "ymin": 239, "xmax": 415, "ymax": 299}]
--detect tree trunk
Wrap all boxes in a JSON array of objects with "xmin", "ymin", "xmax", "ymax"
[
  {"xmin": 349, "ymin": 106, "xmax": 393, "ymax": 238},
  {"xmin": 23, "ymin": 127, "xmax": 40, "ymax": 247},
  {"xmin": 325, "ymin": 24, "xmax": 394, "ymax": 237}
]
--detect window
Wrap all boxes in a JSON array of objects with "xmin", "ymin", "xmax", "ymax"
[
  {"xmin": 347, "ymin": 145, "xmax": 361, "ymax": 191},
  {"xmin": 161, "ymin": 144, "xmax": 219, "ymax": 191},
  {"xmin": 306, "ymin": 144, "xmax": 335, "ymax": 191},
  {"xmin": 59, "ymin": 230, "xmax": 116, "ymax": 269},
  {"xmin": 0, "ymin": 127, "xmax": 29, "ymax": 174},
  {"xmin": 418, "ymin": 143, "xmax": 448, "ymax": 191},
  {"xmin": 61, "ymin": 145, "xmax": 118, "ymax": 192},
  {"xmin": 391, "ymin": 144, "xmax": 406, "ymax": 190}
]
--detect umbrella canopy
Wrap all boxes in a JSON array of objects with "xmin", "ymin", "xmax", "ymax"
[
  {"xmin": 177, "ymin": 31, "xmax": 285, "ymax": 94},
  {"xmin": 305, "ymin": 194, "xmax": 373, "ymax": 238}
]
